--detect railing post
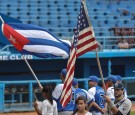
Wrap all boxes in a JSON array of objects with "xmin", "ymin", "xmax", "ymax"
[
  {"xmin": 0, "ymin": 83, "xmax": 5, "ymax": 112},
  {"xmin": 108, "ymin": 59, "xmax": 111, "ymax": 75},
  {"xmin": 29, "ymin": 82, "xmax": 33, "ymax": 109},
  {"xmin": 11, "ymin": 93, "xmax": 15, "ymax": 104}
]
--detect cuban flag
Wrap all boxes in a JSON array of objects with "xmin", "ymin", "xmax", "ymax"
[{"xmin": 1, "ymin": 22, "xmax": 71, "ymax": 58}]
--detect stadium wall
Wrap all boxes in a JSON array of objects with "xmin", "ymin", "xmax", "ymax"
[{"xmin": 0, "ymin": 50, "xmax": 135, "ymax": 81}]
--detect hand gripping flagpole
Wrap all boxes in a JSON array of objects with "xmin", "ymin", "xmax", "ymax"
[
  {"xmin": 0, "ymin": 16, "xmax": 43, "ymax": 89},
  {"xmin": 33, "ymin": 89, "xmax": 38, "ymax": 101},
  {"xmin": 82, "ymin": 0, "xmax": 106, "ymax": 93}
]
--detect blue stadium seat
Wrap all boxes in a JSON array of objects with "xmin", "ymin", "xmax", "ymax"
[{"xmin": 0, "ymin": 0, "xmax": 135, "ymax": 39}]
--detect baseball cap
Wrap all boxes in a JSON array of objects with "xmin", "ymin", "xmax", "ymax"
[
  {"xmin": 88, "ymin": 75, "xmax": 99, "ymax": 83},
  {"xmin": 114, "ymin": 82, "xmax": 124, "ymax": 90},
  {"xmin": 106, "ymin": 75, "xmax": 117, "ymax": 83},
  {"xmin": 116, "ymin": 75, "xmax": 122, "ymax": 82},
  {"xmin": 72, "ymin": 78, "xmax": 78, "ymax": 86},
  {"xmin": 60, "ymin": 69, "xmax": 67, "ymax": 77}
]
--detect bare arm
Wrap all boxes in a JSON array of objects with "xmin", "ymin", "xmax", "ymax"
[
  {"xmin": 34, "ymin": 101, "xmax": 42, "ymax": 115},
  {"xmin": 87, "ymin": 101, "xmax": 93, "ymax": 110},
  {"xmin": 92, "ymin": 102, "xmax": 104, "ymax": 113},
  {"xmin": 104, "ymin": 95, "xmax": 119, "ymax": 114},
  {"xmin": 88, "ymin": 101, "xmax": 104, "ymax": 114}
]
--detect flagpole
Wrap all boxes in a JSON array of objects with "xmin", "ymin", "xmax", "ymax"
[
  {"xmin": 0, "ymin": 16, "xmax": 4, "ymax": 23},
  {"xmin": 82, "ymin": 0, "xmax": 106, "ymax": 92},
  {"xmin": 95, "ymin": 49, "xmax": 106, "ymax": 92},
  {"xmin": 22, "ymin": 55, "xmax": 43, "ymax": 89},
  {"xmin": 33, "ymin": 90, "xmax": 38, "ymax": 101}
]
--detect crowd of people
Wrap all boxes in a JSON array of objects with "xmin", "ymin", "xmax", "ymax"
[{"xmin": 34, "ymin": 68, "xmax": 132, "ymax": 115}]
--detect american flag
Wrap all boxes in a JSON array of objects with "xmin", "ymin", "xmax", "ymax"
[{"xmin": 60, "ymin": 0, "xmax": 98, "ymax": 107}]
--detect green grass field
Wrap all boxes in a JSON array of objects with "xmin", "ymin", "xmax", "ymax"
[{"xmin": 131, "ymin": 111, "xmax": 135, "ymax": 115}]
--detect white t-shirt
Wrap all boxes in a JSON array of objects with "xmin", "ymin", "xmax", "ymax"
[
  {"xmin": 38, "ymin": 99, "xmax": 58, "ymax": 115},
  {"xmin": 52, "ymin": 84, "xmax": 93, "ymax": 103},
  {"xmin": 88, "ymin": 87, "xmax": 96, "ymax": 99},
  {"xmin": 106, "ymin": 86, "xmax": 115, "ymax": 101},
  {"xmin": 52, "ymin": 84, "xmax": 93, "ymax": 111},
  {"xmin": 75, "ymin": 112, "xmax": 92, "ymax": 115},
  {"xmin": 52, "ymin": 83, "xmax": 63, "ymax": 99},
  {"xmin": 124, "ymin": 88, "xmax": 128, "ymax": 98}
]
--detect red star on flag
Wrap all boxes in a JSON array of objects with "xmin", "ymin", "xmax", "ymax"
[{"xmin": 2, "ymin": 23, "xmax": 29, "ymax": 51}]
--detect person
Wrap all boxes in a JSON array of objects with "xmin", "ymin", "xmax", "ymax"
[
  {"xmin": 71, "ymin": 78, "xmax": 104, "ymax": 114},
  {"xmin": 105, "ymin": 75, "xmax": 117, "ymax": 115},
  {"xmin": 115, "ymin": 75, "xmax": 127, "ymax": 97},
  {"xmin": 88, "ymin": 75, "xmax": 105, "ymax": 115},
  {"xmin": 106, "ymin": 75, "xmax": 117, "ymax": 101},
  {"xmin": 34, "ymin": 85, "xmax": 58, "ymax": 115},
  {"xmin": 52, "ymin": 68, "xmax": 73, "ymax": 115},
  {"xmin": 72, "ymin": 96, "xmax": 92, "ymax": 115},
  {"xmin": 71, "ymin": 78, "xmax": 94, "ymax": 111},
  {"xmin": 104, "ymin": 82, "xmax": 132, "ymax": 115},
  {"xmin": 115, "ymin": 75, "xmax": 122, "ymax": 83},
  {"xmin": 117, "ymin": 39, "xmax": 129, "ymax": 49},
  {"xmin": 53, "ymin": 69, "xmax": 102, "ymax": 114}
]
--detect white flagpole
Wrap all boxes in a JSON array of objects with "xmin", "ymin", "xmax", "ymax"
[
  {"xmin": 82, "ymin": 0, "xmax": 106, "ymax": 92},
  {"xmin": 0, "ymin": 16, "xmax": 4, "ymax": 23},
  {"xmin": 33, "ymin": 90, "xmax": 38, "ymax": 101},
  {"xmin": 22, "ymin": 55, "xmax": 43, "ymax": 89}
]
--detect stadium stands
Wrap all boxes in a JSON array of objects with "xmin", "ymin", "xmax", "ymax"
[
  {"xmin": 0, "ymin": 0, "xmax": 135, "ymax": 50},
  {"xmin": 0, "ymin": 0, "xmax": 135, "ymax": 113}
]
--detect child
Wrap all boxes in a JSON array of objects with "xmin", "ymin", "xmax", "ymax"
[
  {"xmin": 34, "ymin": 85, "xmax": 58, "ymax": 115},
  {"xmin": 72, "ymin": 96, "xmax": 92, "ymax": 115}
]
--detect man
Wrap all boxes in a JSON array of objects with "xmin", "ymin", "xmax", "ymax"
[
  {"xmin": 52, "ymin": 68, "xmax": 73, "ymax": 115},
  {"xmin": 116, "ymin": 75, "xmax": 127, "ymax": 97},
  {"xmin": 53, "ymin": 69, "xmax": 94, "ymax": 115},
  {"xmin": 71, "ymin": 78, "xmax": 94, "ymax": 111},
  {"xmin": 116, "ymin": 75, "xmax": 122, "ymax": 83},
  {"xmin": 72, "ymin": 78, "xmax": 104, "ymax": 114},
  {"xmin": 88, "ymin": 75, "xmax": 105, "ymax": 115},
  {"xmin": 52, "ymin": 69, "xmax": 93, "ymax": 114},
  {"xmin": 104, "ymin": 82, "xmax": 132, "ymax": 115},
  {"xmin": 105, "ymin": 75, "xmax": 117, "ymax": 115},
  {"xmin": 106, "ymin": 75, "xmax": 117, "ymax": 101}
]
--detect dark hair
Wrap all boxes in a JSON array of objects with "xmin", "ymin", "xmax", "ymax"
[
  {"xmin": 75, "ymin": 96, "xmax": 87, "ymax": 105},
  {"xmin": 71, "ymin": 96, "xmax": 87, "ymax": 115},
  {"xmin": 42, "ymin": 85, "xmax": 53, "ymax": 105}
]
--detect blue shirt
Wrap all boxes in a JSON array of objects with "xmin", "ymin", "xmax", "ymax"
[
  {"xmin": 88, "ymin": 86, "xmax": 105, "ymax": 112},
  {"xmin": 52, "ymin": 84, "xmax": 93, "ymax": 111}
]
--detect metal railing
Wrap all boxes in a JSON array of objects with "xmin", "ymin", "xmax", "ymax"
[
  {"xmin": 0, "ymin": 77, "xmax": 135, "ymax": 112},
  {"xmin": 1, "ymin": 36, "xmax": 135, "ymax": 55}
]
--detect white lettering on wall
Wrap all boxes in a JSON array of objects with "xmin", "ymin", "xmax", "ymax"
[{"xmin": 0, "ymin": 55, "xmax": 33, "ymax": 60}]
